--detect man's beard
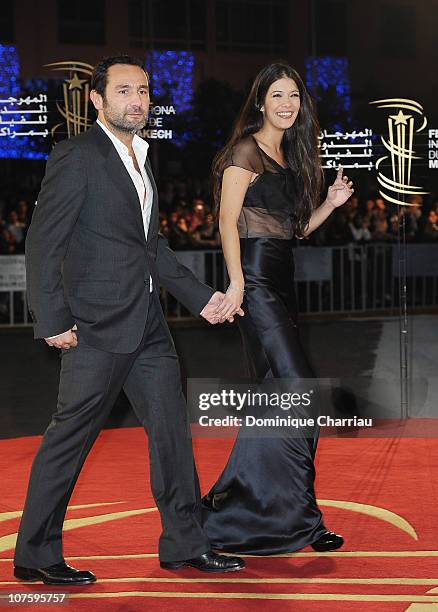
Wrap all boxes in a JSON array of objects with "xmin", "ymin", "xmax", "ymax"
[{"xmin": 103, "ymin": 105, "xmax": 147, "ymax": 134}]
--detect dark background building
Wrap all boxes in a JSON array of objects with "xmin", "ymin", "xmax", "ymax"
[
  {"xmin": 1, "ymin": 0, "xmax": 437, "ymax": 253},
  {"xmin": 1, "ymin": 0, "xmax": 437, "ymax": 175}
]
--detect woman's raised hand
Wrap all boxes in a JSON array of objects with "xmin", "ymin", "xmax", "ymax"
[{"xmin": 326, "ymin": 166, "xmax": 354, "ymax": 208}]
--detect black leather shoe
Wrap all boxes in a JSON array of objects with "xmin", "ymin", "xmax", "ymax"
[
  {"xmin": 311, "ymin": 531, "xmax": 344, "ymax": 552},
  {"xmin": 160, "ymin": 550, "xmax": 245, "ymax": 573},
  {"xmin": 14, "ymin": 562, "xmax": 96, "ymax": 585}
]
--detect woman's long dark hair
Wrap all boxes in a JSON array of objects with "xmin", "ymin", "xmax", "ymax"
[{"xmin": 212, "ymin": 62, "xmax": 323, "ymax": 236}]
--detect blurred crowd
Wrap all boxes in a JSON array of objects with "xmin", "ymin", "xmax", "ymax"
[
  {"xmin": 157, "ymin": 180, "xmax": 438, "ymax": 248},
  {"xmin": 0, "ymin": 200, "xmax": 31, "ymax": 254},
  {"xmin": 1, "ymin": 182, "xmax": 438, "ymax": 255},
  {"xmin": 320, "ymin": 194, "xmax": 438, "ymax": 246},
  {"xmin": 157, "ymin": 177, "xmax": 220, "ymax": 250}
]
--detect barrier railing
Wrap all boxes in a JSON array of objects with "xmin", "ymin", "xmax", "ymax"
[
  {"xmin": 1, "ymin": 244, "xmax": 437, "ymax": 326},
  {"xmin": 294, "ymin": 243, "xmax": 438, "ymax": 315}
]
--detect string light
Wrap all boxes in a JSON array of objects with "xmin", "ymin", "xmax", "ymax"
[
  {"xmin": 305, "ymin": 56, "xmax": 351, "ymax": 130},
  {"xmin": 145, "ymin": 50, "xmax": 194, "ymax": 113},
  {"xmin": 145, "ymin": 50, "xmax": 194, "ymax": 145},
  {"xmin": 0, "ymin": 45, "xmax": 48, "ymax": 159}
]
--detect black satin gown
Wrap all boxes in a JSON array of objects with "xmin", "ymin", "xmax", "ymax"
[{"xmin": 201, "ymin": 135, "xmax": 327, "ymax": 555}]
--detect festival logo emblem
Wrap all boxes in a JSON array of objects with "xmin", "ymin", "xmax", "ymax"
[
  {"xmin": 370, "ymin": 98, "xmax": 429, "ymax": 206},
  {"xmin": 45, "ymin": 61, "xmax": 93, "ymax": 138}
]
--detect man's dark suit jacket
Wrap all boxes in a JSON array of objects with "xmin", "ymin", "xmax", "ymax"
[{"xmin": 26, "ymin": 122, "xmax": 214, "ymax": 353}]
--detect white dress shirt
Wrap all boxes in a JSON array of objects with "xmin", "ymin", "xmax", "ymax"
[
  {"xmin": 96, "ymin": 119, "xmax": 153, "ymax": 251},
  {"xmin": 48, "ymin": 120, "xmax": 153, "ymax": 339}
]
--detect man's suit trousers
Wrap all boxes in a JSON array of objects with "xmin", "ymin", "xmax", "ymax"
[{"xmin": 14, "ymin": 292, "xmax": 210, "ymax": 567}]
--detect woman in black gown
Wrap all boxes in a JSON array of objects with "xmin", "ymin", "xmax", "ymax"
[{"xmin": 202, "ymin": 63, "xmax": 354, "ymax": 555}]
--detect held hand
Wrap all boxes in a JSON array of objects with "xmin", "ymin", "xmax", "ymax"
[
  {"xmin": 326, "ymin": 165, "xmax": 354, "ymax": 208},
  {"xmin": 45, "ymin": 328, "xmax": 77, "ymax": 350},
  {"xmin": 214, "ymin": 284, "xmax": 245, "ymax": 323},
  {"xmin": 200, "ymin": 290, "xmax": 244, "ymax": 324}
]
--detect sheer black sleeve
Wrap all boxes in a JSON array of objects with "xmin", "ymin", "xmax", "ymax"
[{"xmin": 223, "ymin": 136, "xmax": 265, "ymax": 174}]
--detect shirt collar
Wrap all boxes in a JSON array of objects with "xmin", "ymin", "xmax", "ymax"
[{"xmin": 96, "ymin": 119, "xmax": 149, "ymax": 167}]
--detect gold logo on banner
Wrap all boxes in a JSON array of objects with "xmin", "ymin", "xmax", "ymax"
[
  {"xmin": 369, "ymin": 98, "xmax": 429, "ymax": 206},
  {"xmin": 45, "ymin": 61, "xmax": 93, "ymax": 139}
]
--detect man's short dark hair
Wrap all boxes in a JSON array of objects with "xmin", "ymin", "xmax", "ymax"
[{"xmin": 91, "ymin": 55, "xmax": 146, "ymax": 97}]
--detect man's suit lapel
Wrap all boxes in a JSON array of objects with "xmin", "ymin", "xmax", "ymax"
[
  {"xmin": 144, "ymin": 157, "xmax": 159, "ymax": 243},
  {"xmin": 92, "ymin": 123, "xmax": 158, "ymax": 245}
]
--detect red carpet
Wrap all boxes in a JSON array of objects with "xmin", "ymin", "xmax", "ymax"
[{"xmin": 1, "ymin": 428, "xmax": 438, "ymax": 611}]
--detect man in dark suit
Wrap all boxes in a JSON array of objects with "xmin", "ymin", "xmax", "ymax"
[{"xmin": 13, "ymin": 55, "xmax": 244, "ymax": 585}]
